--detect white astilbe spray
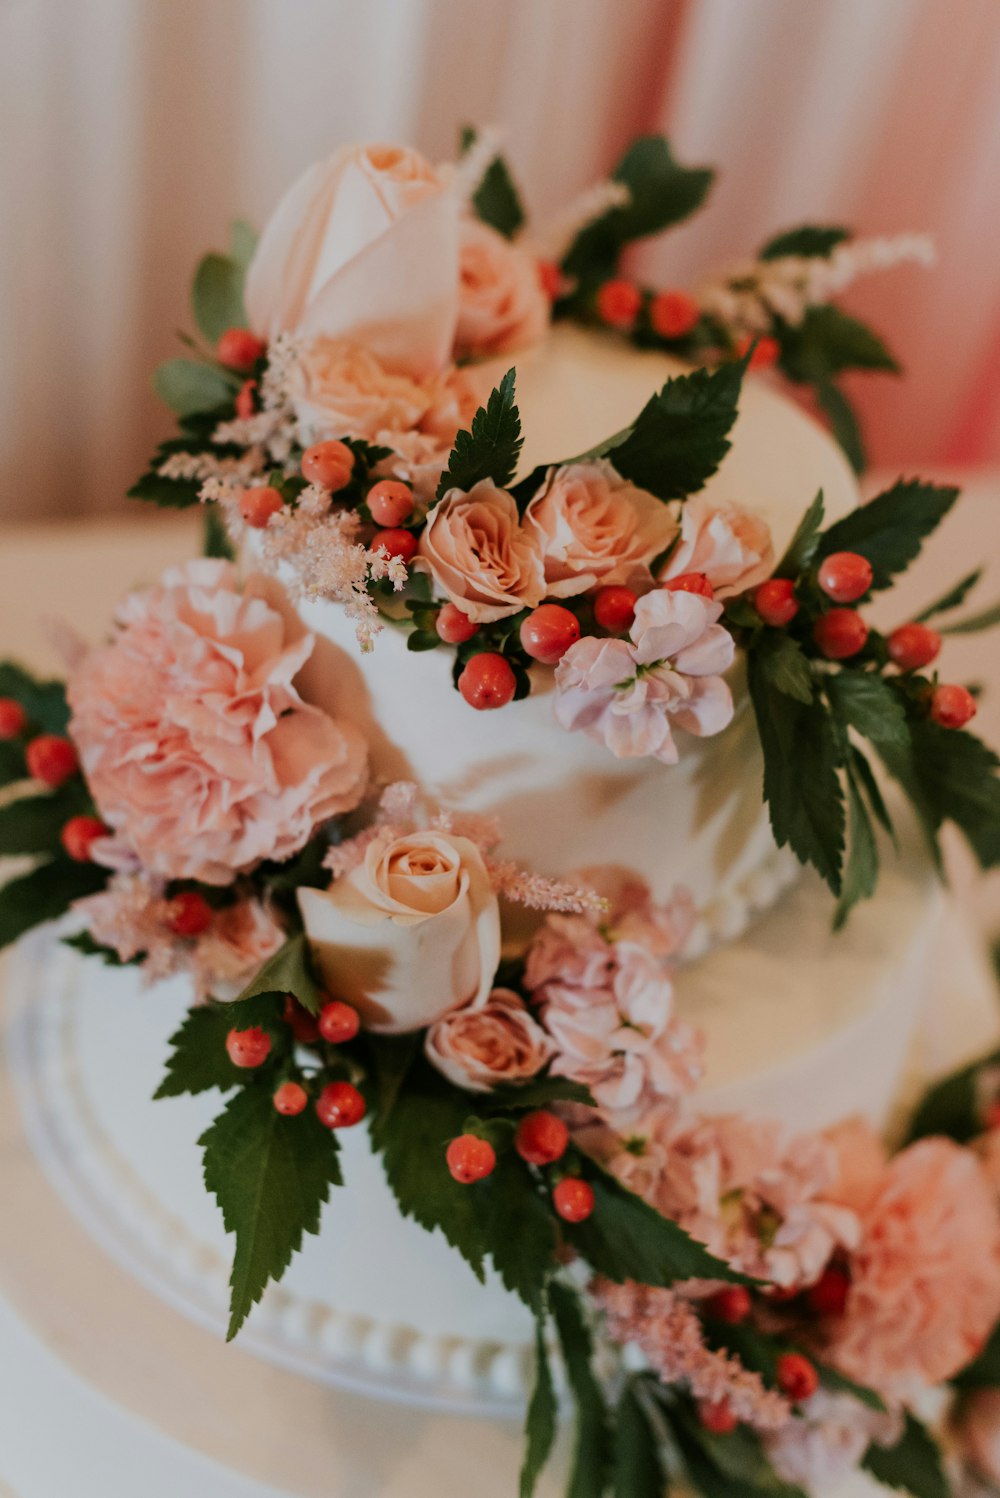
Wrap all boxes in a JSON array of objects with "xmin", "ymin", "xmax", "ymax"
[
  {"xmin": 485, "ymin": 859, "xmax": 608, "ymax": 916},
  {"xmin": 536, "ymin": 179, "xmax": 632, "ymax": 265}
]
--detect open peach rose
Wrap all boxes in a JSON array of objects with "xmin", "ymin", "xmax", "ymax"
[
  {"xmin": 454, "ymin": 219, "xmax": 550, "ymax": 361},
  {"xmin": 417, "ymin": 480, "xmax": 546, "ymax": 623},
  {"xmin": 659, "ymin": 493, "xmax": 774, "ymax": 596},
  {"xmin": 291, "ymin": 338, "xmax": 435, "ymax": 446},
  {"xmin": 523, "ymin": 460, "xmax": 677, "ymax": 597},
  {"xmin": 425, "ymin": 987, "xmax": 553, "ymax": 1091},
  {"xmin": 298, "ymin": 830, "xmax": 500, "ymax": 1034}
]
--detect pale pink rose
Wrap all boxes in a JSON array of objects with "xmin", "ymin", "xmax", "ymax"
[
  {"xmin": 553, "ymin": 590, "xmax": 735, "ymax": 764},
  {"xmin": 67, "ymin": 561, "xmax": 368, "ymax": 885},
  {"xmin": 417, "ymin": 480, "xmax": 546, "ymax": 623},
  {"xmin": 824, "ymin": 1139, "xmax": 1000, "ymax": 1395},
  {"xmin": 246, "ymin": 142, "xmax": 459, "ymax": 376},
  {"xmin": 291, "ymin": 338, "xmax": 434, "ymax": 446},
  {"xmin": 765, "ymin": 1391, "xmax": 902, "ymax": 1494},
  {"xmin": 371, "ymin": 367, "xmax": 479, "ymax": 501},
  {"xmin": 523, "ymin": 461, "xmax": 677, "ymax": 598},
  {"xmin": 956, "ymin": 1389, "xmax": 1000, "ymax": 1485},
  {"xmin": 660, "ymin": 494, "xmax": 774, "ymax": 596},
  {"xmin": 425, "ymin": 987, "xmax": 553, "ymax": 1092},
  {"xmin": 191, "ymin": 899, "xmax": 286, "ymax": 999},
  {"xmin": 823, "ymin": 1116, "xmax": 889, "ymax": 1215},
  {"xmin": 454, "ymin": 218, "xmax": 550, "ymax": 360}
]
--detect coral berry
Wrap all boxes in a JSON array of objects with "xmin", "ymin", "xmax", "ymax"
[
  {"xmin": 663, "ymin": 571, "xmax": 715, "ymax": 600},
  {"xmin": 367, "ymin": 479, "xmax": 414, "ymax": 528},
  {"xmin": 519, "ymin": 605, "xmax": 581, "ymax": 665},
  {"xmin": 166, "ymin": 890, "xmax": 214, "ymax": 938},
  {"xmin": 216, "ymin": 328, "xmax": 266, "ymax": 371},
  {"xmin": 888, "ymin": 622, "xmax": 941, "ymax": 672},
  {"xmin": 806, "ymin": 1266, "xmax": 851, "ymax": 1318},
  {"xmin": 60, "ymin": 815, "xmax": 108, "ymax": 863},
  {"xmin": 776, "ymin": 1352, "xmax": 820, "ymax": 1402},
  {"xmin": 301, "ymin": 439, "xmax": 354, "ymax": 492},
  {"xmin": 235, "ymin": 379, "xmax": 257, "ymax": 420},
  {"xmin": 814, "ymin": 609, "xmax": 869, "ymax": 660},
  {"xmin": 515, "ymin": 1110, "xmax": 569, "ymax": 1167},
  {"xmin": 316, "ymin": 1080, "xmax": 366, "ymax": 1129},
  {"xmin": 596, "ymin": 279, "xmax": 642, "ymax": 330},
  {"xmin": 930, "ymin": 683, "xmax": 977, "ymax": 729},
  {"xmin": 650, "ymin": 289, "xmax": 700, "ymax": 340},
  {"xmin": 372, "ymin": 528, "xmax": 417, "ymax": 564},
  {"xmin": 537, "ymin": 260, "xmax": 564, "ymax": 301},
  {"xmin": 238, "ymin": 485, "xmax": 283, "ymax": 528},
  {"xmin": 753, "ymin": 578, "xmax": 799, "ymax": 627},
  {"xmin": 26, "ymin": 734, "xmax": 78, "ymax": 787},
  {"xmin": 817, "ymin": 551, "xmax": 873, "ymax": 604},
  {"xmin": 226, "ymin": 1026, "xmax": 272, "ymax": 1069},
  {"xmin": 553, "ymin": 1177, "xmax": 595, "ymax": 1223},
  {"xmin": 446, "ymin": 1134, "xmax": 496, "ymax": 1184},
  {"xmin": 283, "ymin": 994, "xmax": 321, "ymax": 1045},
  {"xmin": 593, "ymin": 585, "xmax": 638, "ymax": 634},
  {"xmin": 273, "ymin": 1081, "xmax": 308, "ymax": 1116},
  {"xmin": 705, "ymin": 1286, "xmax": 752, "ymax": 1325},
  {"xmin": 458, "ymin": 653, "xmax": 517, "ymax": 710},
  {"xmin": 0, "ymin": 698, "xmax": 26, "ymax": 738},
  {"xmin": 698, "ymin": 1399, "xmax": 738, "ymax": 1435},
  {"xmin": 737, "ymin": 333, "xmax": 780, "ymax": 369},
  {"xmin": 435, "ymin": 603, "xmax": 478, "ymax": 645},
  {"xmin": 318, "ymin": 999, "xmax": 361, "ymax": 1045}
]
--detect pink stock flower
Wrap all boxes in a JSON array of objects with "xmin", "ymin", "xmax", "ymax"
[
  {"xmin": 454, "ymin": 218, "xmax": 550, "ymax": 360},
  {"xmin": 553, "ymin": 590, "xmax": 734, "ymax": 764},
  {"xmin": 764, "ymin": 1390, "xmax": 902, "ymax": 1493},
  {"xmin": 425, "ymin": 987, "xmax": 553, "ymax": 1092},
  {"xmin": 68, "ymin": 560, "xmax": 368, "ymax": 885},
  {"xmin": 660, "ymin": 494, "xmax": 774, "ymax": 596}
]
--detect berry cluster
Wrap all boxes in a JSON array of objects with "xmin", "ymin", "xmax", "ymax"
[
  {"xmin": 225, "ymin": 992, "xmax": 364, "ymax": 1128},
  {"xmin": 445, "ymin": 1109, "xmax": 596, "ymax": 1223}
]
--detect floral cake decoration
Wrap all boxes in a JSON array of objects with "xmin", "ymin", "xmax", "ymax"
[{"xmin": 1, "ymin": 130, "xmax": 1000, "ymax": 1497}]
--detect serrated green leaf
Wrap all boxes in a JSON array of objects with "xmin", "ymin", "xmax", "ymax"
[
  {"xmin": 905, "ymin": 1045, "xmax": 1000, "ymax": 1145},
  {"xmin": 201, "ymin": 1082, "xmax": 342, "ymax": 1339},
  {"xmin": 153, "ymin": 358, "xmax": 239, "ymax": 418},
  {"xmin": 461, "ymin": 129, "xmax": 525, "ymax": 239},
  {"xmin": 436, "ymin": 369, "xmax": 523, "ymax": 500},
  {"xmin": 825, "ymin": 671, "xmax": 909, "ymax": 748},
  {"xmin": 818, "ymin": 479, "xmax": 959, "ymax": 589},
  {"xmin": 815, "ymin": 380, "xmax": 866, "ymax": 474},
  {"xmin": 862, "ymin": 1413, "xmax": 948, "ymax": 1498},
  {"xmin": 520, "ymin": 1319, "xmax": 558, "ymax": 1498},
  {"xmin": 483, "ymin": 1075, "xmax": 595, "ymax": 1114},
  {"xmin": 776, "ymin": 491, "xmax": 826, "ymax": 575},
  {"xmin": 787, "ymin": 305, "xmax": 900, "ymax": 378},
  {"xmin": 0, "ymin": 859, "xmax": 107, "ymax": 950},
  {"xmin": 0, "ymin": 785, "xmax": 91, "ymax": 856},
  {"xmin": 757, "ymin": 632, "xmax": 814, "ymax": 704},
  {"xmin": 483, "ymin": 1157, "xmax": 557, "ymax": 1311},
  {"xmin": 668, "ymin": 1395, "xmax": 807, "ymax": 1496},
  {"xmin": 914, "ymin": 568, "xmax": 983, "ymax": 623},
  {"xmin": 834, "ymin": 760, "xmax": 879, "ymax": 928},
  {"xmin": 849, "ymin": 745, "xmax": 895, "ymax": 842},
  {"xmin": 550, "ymin": 1281, "xmax": 612, "ymax": 1498},
  {"xmin": 127, "ymin": 470, "xmax": 202, "ymax": 508},
  {"xmin": 366, "ymin": 1034, "xmax": 419, "ymax": 1134},
  {"xmin": 613, "ymin": 1379, "xmax": 665, "ymax": 1498},
  {"xmin": 760, "ymin": 225, "xmax": 851, "ymax": 261},
  {"xmin": 236, "ymin": 932, "xmax": 323, "ymax": 1015},
  {"xmin": 192, "ymin": 253, "xmax": 247, "ymax": 344},
  {"xmin": 229, "ymin": 219, "xmax": 258, "ymax": 271},
  {"xmin": 940, "ymin": 599, "xmax": 1000, "ymax": 635},
  {"xmin": 899, "ymin": 719, "xmax": 1000, "ymax": 869},
  {"xmin": 155, "ymin": 992, "xmax": 286, "ymax": 1100},
  {"xmin": 0, "ymin": 662, "xmax": 70, "ymax": 734}
]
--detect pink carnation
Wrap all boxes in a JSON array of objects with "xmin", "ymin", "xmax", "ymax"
[
  {"xmin": 660, "ymin": 494, "xmax": 774, "ymax": 596},
  {"xmin": 68, "ymin": 560, "xmax": 368, "ymax": 884},
  {"xmin": 425, "ymin": 987, "xmax": 553, "ymax": 1092}
]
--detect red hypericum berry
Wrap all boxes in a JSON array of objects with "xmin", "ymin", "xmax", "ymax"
[
  {"xmin": 817, "ymin": 551, "xmax": 874, "ymax": 604},
  {"xmin": 737, "ymin": 333, "xmax": 780, "ymax": 369},
  {"xmin": 705, "ymin": 1286, "xmax": 752, "ymax": 1326},
  {"xmin": 238, "ymin": 485, "xmax": 283, "ymax": 528},
  {"xmin": 515, "ymin": 1110, "xmax": 569, "ymax": 1167},
  {"xmin": 273, "ymin": 1081, "xmax": 308, "ymax": 1116},
  {"xmin": 806, "ymin": 1265, "xmax": 851, "ymax": 1318},
  {"xmin": 519, "ymin": 604, "xmax": 581, "ymax": 665},
  {"xmin": 435, "ymin": 602, "xmax": 478, "ymax": 645},
  {"xmin": 888, "ymin": 622, "xmax": 941, "ymax": 672},
  {"xmin": 753, "ymin": 578, "xmax": 799, "ymax": 627},
  {"xmin": 663, "ymin": 571, "xmax": 715, "ymax": 600},
  {"xmin": 593, "ymin": 585, "xmax": 638, "ymax": 633},
  {"xmin": 458, "ymin": 653, "xmax": 517, "ymax": 710},
  {"xmin": 60, "ymin": 815, "xmax": 108, "ymax": 863},
  {"xmin": 553, "ymin": 1177, "xmax": 595, "ymax": 1223},
  {"xmin": 372, "ymin": 527, "xmax": 417, "ymax": 564},
  {"xmin": 235, "ymin": 378, "xmax": 257, "ymax": 420},
  {"xmin": 984, "ymin": 1098, "xmax": 1000, "ymax": 1131},
  {"xmin": 537, "ymin": 260, "xmax": 564, "ymax": 301},
  {"xmin": 367, "ymin": 479, "xmax": 414, "ymax": 528},
  {"xmin": 165, "ymin": 890, "xmax": 214, "ymax": 938},
  {"xmin": 650, "ymin": 289, "xmax": 700, "ymax": 340},
  {"xmin": 930, "ymin": 682, "xmax": 977, "ymax": 729},
  {"xmin": 0, "ymin": 698, "xmax": 26, "ymax": 738},
  {"xmin": 777, "ymin": 1352, "xmax": 820, "ymax": 1402},
  {"xmin": 814, "ymin": 608, "xmax": 869, "ymax": 660},
  {"xmin": 283, "ymin": 994, "xmax": 321, "ymax": 1045},
  {"xmin": 26, "ymin": 734, "xmax": 78, "ymax": 788},
  {"xmin": 698, "ymin": 1399, "xmax": 738, "ymax": 1435},
  {"xmin": 596, "ymin": 279, "xmax": 643, "ymax": 330},
  {"xmin": 317, "ymin": 999, "xmax": 361, "ymax": 1045},
  {"xmin": 216, "ymin": 328, "xmax": 266, "ymax": 371},
  {"xmin": 446, "ymin": 1134, "xmax": 496, "ymax": 1184},
  {"xmin": 226, "ymin": 1026, "xmax": 272, "ymax": 1069},
  {"xmin": 315, "ymin": 1080, "xmax": 366, "ymax": 1129},
  {"xmin": 301, "ymin": 439, "xmax": 354, "ymax": 492}
]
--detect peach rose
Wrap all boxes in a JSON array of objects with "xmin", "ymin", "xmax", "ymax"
[
  {"xmin": 454, "ymin": 218, "xmax": 550, "ymax": 361},
  {"xmin": 956, "ymin": 1389, "xmax": 1000, "ymax": 1485},
  {"xmin": 523, "ymin": 461, "xmax": 677, "ymax": 597},
  {"xmin": 298, "ymin": 829, "xmax": 501, "ymax": 1034},
  {"xmin": 418, "ymin": 481, "xmax": 546, "ymax": 623},
  {"xmin": 425, "ymin": 987, "xmax": 553, "ymax": 1092},
  {"xmin": 67, "ymin": 561, "xmax": 368, "ymax": 885},
  {"xmin": 245, "ymin": 142, "xmax": 459, "ymax": 376},
  {"xmin": 660, "ymin": 494, "xmax": 774, "ymax": 596}
]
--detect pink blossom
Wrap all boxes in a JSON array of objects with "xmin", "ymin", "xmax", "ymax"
[
  {"xmin": 764, "ymin": 1390, "xmax": 902, "ymax": 1493},
  {"xmin": 823, "ymin": 1116, "xmax": 889, "ymax": 1215},
  {"xmin": 454, "ymin": 218, "xmax": 550, "ymax": 360},
  {"xmin": 425, "ymin": 987, "xmax": 553, "ymax": 1092},
  {"xmin": 68, "ymin": 560, "xmax": 368, "ymax": 884},
  {"xmin": 190, "ymin": 899, "xmax": 286, "ymax": 999},
  {"xmin": 660, "ymin": 494, "xmax": 774, "ymax": 597}
]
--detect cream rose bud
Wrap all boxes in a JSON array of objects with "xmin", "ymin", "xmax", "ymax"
[
  {"xmin": 659, "ymin": 493, "xmax": 774, "ymax": 597},
  {"xmin": 524, "ymin": 461, "xmax": 678, "ymax": 597},
  {"xmin": 298, "ymin": 831, "xmax": 501, "ymax": 1034},
  {"xmin": 417, "ymin": 480, "xmax": 546, "ymax": 623},
  {"xmin": 425, "ymin": 988, "xmax": 554, "ymax": 1092},
  {"xmin": 454, "ymin": 219, "xmax": 550, "ymax": 361}
]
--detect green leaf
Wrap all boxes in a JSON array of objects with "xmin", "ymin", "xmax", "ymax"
[
  {"xmin": 229, "ymin": 219, "xmax": 258, "ymax": 271},
  {"xmin": 703, "ymin": 1319, "xmax": 886, "ymax": 1413},
  {"xmin": 0, "ymin": 739, "xmax": 26, "ymax": 786},
  {"xmin": 192, "ymin": 253, "xmax": 248, "ymax": 344},
  {"xmin": 940, "ymin": 599, "xmax": 1000, "ymax": 635},
  {"xmin": 668, "ymin": 1395, "xmax": 807, "ymax": 1496},
  {"xmin": 366, "ymin": 1034, "xmax": 419, "ymax": 1134},
  {"xmin": 406, "ymin": 631, "xmax": 441, "ymax": 653},
  {"xmin": 849, "ymin": 744, "xmax": 895, "ymax": 841},
  {"xmin": 613, "ymin": 1379, "xmax": 665, "ymax": 1498},
  {"xmin": 483, "ymin": 1157, "xmax": 558, "ymax": 1311},
  {"xmin": 905, "ymin": 1045, "xmax": 1000, "ymax": 1145},
  {"xmin": 776, "ymin": 490, "xmax": 826, "ymax": 576},
  {"xmin": 0, "ymin": 858, "xmax": 107, "ymax": 950},
  {"xmin": 436, "ymin": 369, "xmax": 523, "ymax": 500},
  {"xmin": 201, "ymin": 1082, "xmax": 342, "ymax": 1339},
  {"xmin": 153, "ymin": 358, "xmax": 239, "ymax": 418},
  {"xmin": 787, "ymin": 305, "xmax": 900, "ymax": 377},
  {"xmin": 760, "ymin": 225, "xmax": 851, "ymax": 261},
  {"xmin": 562, "ymin": 136, "xmax": 714, "ymax": 279},
  {"xmin": 818, "ymin": 479, "xmax": 959, "ymax": 590},
  {"xmin": 756, "ymin": 632, "xmax": 814, "ymax": 704},
  {"xmin": 0, "ymin": 662, "xmax": 70, "ymax": 733},
  {"xmin": 897, "ymin": 718, "xmax": 1000, "ymax": 869},
  {"xmin": 235, "ymin": 932, "xmax": 324, "ymax": 1015},
  {"xmin": 155, "ymin": 992, "xmax": 286, "ymax": 1100},
  {"xmin": 914, "ymin": 568, "xmax": 983, "ymax": 623},
  {"xmin": 62, "ymin": 930, "xmax": 139, "ymax": 966},
  {"xmin": 520, "ymin": 1320, "xmax": 558, "ymax": 1498},
  {"xmin": 460, "ymin": 129, "xmax": 525, "ymax": 239},
  {"xmin": 549, "ymin": 1281, "xmax": 612, "ymax": 1498},
  {"xmin": 483, "ymin": 1075, "xmax": 595, "ymax": 1114},
  {"xmin": 203, "ymin": 504, "xmax": 235, "ymax": 560},
  {"xmin": 835, "ymin": 759, "xmax": 879, "ymax": 928},
  {"xmin": 825, "ymin": 671, "xmax": 909, "ymax": 747},
  {"xmin": 862, "ymin": 1413, "xmax": 949, "ymax": 1498},
  {"xmin": 127, "ymin": 470, "xmax": 202, "ymax": 508},
  {"xmin": 815, "ymin": 380, "xmax": 866, "ymax": 474},
  {"xmin": 0, "ymin": 786, "xmax": 90, "ymax": 856}
]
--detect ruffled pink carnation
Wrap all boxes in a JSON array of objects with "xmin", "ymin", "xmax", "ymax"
[
  {"xmin": 660, "ymin": 494, "xmax": 774, "ymax": 596},
  {"xmin": 68, "ymin": 560, "xmax": 368, "ymax": 884},
  {"xmin": 553, "ymin": 590, "xmax": 735, "ymax": 763},
  {"xmin": 454, "ymin": 219, "xmax": 550, "ymax": 360},
  {"xmin": 822, "ymin": 1139, "xmax": 1000, "ymax": 1396},
  {"xmin": 425, "ymin": 987, "xmax": 553, "ymax": 1092}
]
